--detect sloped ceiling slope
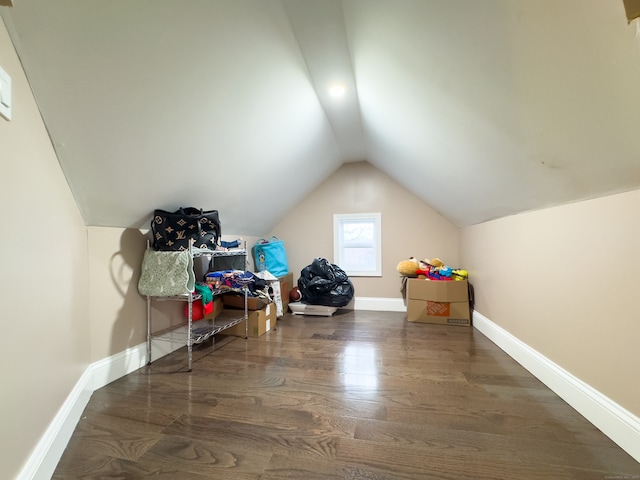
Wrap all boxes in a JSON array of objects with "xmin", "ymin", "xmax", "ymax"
[{"xmin": 2, "ymin": 0, "xmax": 640, "ymax": 233}]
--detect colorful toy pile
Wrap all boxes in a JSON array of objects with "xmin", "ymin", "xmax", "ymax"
[{"xmin": 396, "ymin": 257, "xmax": 468, "ymax": 281}]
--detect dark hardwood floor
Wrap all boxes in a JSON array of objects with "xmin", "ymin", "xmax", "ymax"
[{"xmin": 53, "ymin": 310, "xmax": 640, "ymax": 479}]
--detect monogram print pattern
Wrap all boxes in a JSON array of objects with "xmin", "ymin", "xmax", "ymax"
[{"xmin": 151, "ymin": 208, "xmax": 220, "ymax": 251}]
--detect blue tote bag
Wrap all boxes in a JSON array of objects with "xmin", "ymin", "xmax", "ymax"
[{"xmin": 253, "ymin": 236, "xmax": 289, "ymax": 277}]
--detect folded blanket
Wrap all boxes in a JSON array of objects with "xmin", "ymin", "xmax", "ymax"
[{"xmin": 138, "ymin": 249, "xmax": 195, "ymax": 297}]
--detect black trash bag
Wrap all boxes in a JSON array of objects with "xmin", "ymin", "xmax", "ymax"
[{"xmin": 298, "ymin": 258, "xmax": 355, "ymax": 307}]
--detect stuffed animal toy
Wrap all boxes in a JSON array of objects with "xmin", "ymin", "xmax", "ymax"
[
  {"xmin": 428, "ymin": 257, "xmax": 445, "ymax": 268},
  {"xmin": 416, "ymin": 257, "xmax": 457, "ymax": 280},
  {"xmin": 452, "ymin": 269, "xmax": 468, "ymax": 281},
  {"xmin": 396, "ymin": 257, "xmax": 419, "ymax": 276}
]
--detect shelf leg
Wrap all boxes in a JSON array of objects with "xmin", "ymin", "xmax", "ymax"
[
  {"xmin": 245, "ymin": 286, "xmax": 249, "ymax": 339},
  {"xmin": 146, "ymin": 295, "xmax": 151, "ymax": 365},
  {"xmin": 187, "ymin": 292, "xmax": 193, "ymax": 372}
]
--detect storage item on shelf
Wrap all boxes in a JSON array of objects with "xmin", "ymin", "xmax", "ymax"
[
  {"xmin": 142, "ymin": 241, "xmax": 250, "ymax": 371},
  {"xmin": 193, "ymin": 244, "xmax": 248, "ymax": 281},
  {"xmin": 151, "ymin": 207, "xmax": 221, "ymax": 251},
  {"xmin": 253, "ymin": 236, "xmax": 289, "ymax": 277},
  {"xmin": 210, "ymin": 248, "xmax": 246, "ymax": 271},
  {"xmin": 223, "ymin": 293, "xmax": 269, "ymax": 311},
  {"xmin": 138, "ymin": 249, "xmax": 195, "ymax": 297}
]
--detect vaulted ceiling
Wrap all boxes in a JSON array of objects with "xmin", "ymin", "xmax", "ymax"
[{"xmin": 2, "ymin": 0, "xmax": 640, "ymax": 235}]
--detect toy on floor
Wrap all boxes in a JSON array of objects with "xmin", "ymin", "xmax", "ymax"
[{"xmin": 289, "ymin": 286, "xmax": 302, "ymax": 302}]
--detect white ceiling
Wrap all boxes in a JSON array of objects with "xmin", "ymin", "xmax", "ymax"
[{"xmin": 2, "ymin": 0, "xmax": 640, "ymax": 235}]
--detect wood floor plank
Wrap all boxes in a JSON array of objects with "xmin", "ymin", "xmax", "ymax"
[
  {"xmin": 53, "ymin": 452, "xmax": 226, "ymax": 480},
  {"xmin": 260, "ymin": 452, "xmax": 399, "ymax": 480},
  {"xmin": 139, "ymin": 434, "xmax": 271, "ymax": 477},
  {"xmin": 335, "ymin": 436, "xmax": 575, "ymax": 480},
  {"xmin": 162, "ymin": 413, "xmax": 346, "ymax": 461},
  {"xmin": 53, "ymin": 309, "xmax": 640, "ymax": 479},
  {"xmin": 62, "ymin": 411, "xmax": 165, "ymax": 462}
]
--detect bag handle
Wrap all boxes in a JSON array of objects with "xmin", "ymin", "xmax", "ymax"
[
  {"xmin": 181, "ymin": 207, "xmax": 204, "ymax": 216},
  {"xmin": 257, "ymin": 236, "xmax": 281, "ymax": 244}
]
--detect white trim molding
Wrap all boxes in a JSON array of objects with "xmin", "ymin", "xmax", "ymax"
[
  {"xmin": 473, "ymin": 311, "xmax": 640, "ymax": 463},
  {"xmin": 17, "ymin": 343, "xmax": 151, "ymax": 480},
  {"xmin": 17, "ymin": 368, "xmax": 94, "ymax": 480},
  {"xmin": 353, "ymin": 296, "xmax": 406, "ymax": 312},
  {"xmin": 90, "ymin": 343, "xmax": 148, "ymax": 391}
]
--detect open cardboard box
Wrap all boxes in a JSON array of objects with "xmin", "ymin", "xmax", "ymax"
[
  {"xmin": 222, "ymin": 293, "xmax": 269, "ymax": 311},
  {"xmin": 406, "ymin": 278, "xmax": 470, "ymax": 326},
  {"xmin": 224, "ymin": 302, "xmax": 277, "ymax": 338}
]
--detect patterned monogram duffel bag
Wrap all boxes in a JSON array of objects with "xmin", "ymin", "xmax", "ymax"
[{"xmin": 151, "ymin": 207, "xmax": 221, "ymax": 251}]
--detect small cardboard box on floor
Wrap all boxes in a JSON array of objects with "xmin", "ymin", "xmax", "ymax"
[
  {"xmin": 224, "ymin": 302, "xmax": 277, "ymax": 338},
  {"xmin": 406, "ymin": 278, "xmax": 470, "ymax": 326}
]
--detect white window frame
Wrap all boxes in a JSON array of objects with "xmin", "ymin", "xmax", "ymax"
[{"xmin": 333, "ymin": 213, "xmax": 382, "ymax": 277}]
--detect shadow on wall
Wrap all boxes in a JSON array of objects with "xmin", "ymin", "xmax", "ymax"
[{"xmin": 109, "ymin": 228, "xmax": 149, "ymax": 358}]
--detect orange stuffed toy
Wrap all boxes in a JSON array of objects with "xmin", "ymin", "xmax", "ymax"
[{"xmin": 396, "ymin": 257, "xmax": 419, "ymax": 277}]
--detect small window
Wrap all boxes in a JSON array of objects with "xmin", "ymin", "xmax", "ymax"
[{"xmin": 333, "ymin": 213, "xmax": 381, "ymax": 277}]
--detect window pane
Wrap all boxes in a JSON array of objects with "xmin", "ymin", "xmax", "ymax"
[
  {"xmin": 342, "ymin": 246, "xmax": 375, "ymax": 271},
  {"xmin": 334, "ymin": 213, "xmax": 381, "ymax": 277},
  {"xmin": 342, "ymin": 221, "xmax": 374, "ymax": 248}
]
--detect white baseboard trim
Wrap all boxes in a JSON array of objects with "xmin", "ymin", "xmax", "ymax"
[
  {"xmin": 17, "ymin": 367, "xmax": 93, "ymax": 480},
  {"xmin": 353, "ymin": 296, "xmax": 406, "ymax": 312},
  {"xmin": 19, "ymin": 341, "xmax": 153, "ymax": 480},
  {"xmin": 473, "ymin": 311, "xmax": 640, "ymax": 463},
  {"xmin": 90, "ymin": 343, "xmax": 148, "ymax": 390}
]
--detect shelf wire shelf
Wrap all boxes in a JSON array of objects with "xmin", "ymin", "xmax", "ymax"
[{"xmin": 145, "ymin": 241, "xmax": 249, "ymax": 371}]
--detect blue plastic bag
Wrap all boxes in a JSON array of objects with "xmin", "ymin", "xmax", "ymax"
[{"xmin": 253, "ymin": 236, "xmax": 289, "ymax": 277}]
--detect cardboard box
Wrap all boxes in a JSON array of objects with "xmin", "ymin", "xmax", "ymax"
[
  {"xmin": 202, "ymin": 298, "xmax": 223, "ymax": 320},
  {"xmin": 222, "ymin": 293, "xmax": 269, "ymax": 311},
  {"xmin": 223, "ymin": 272, "xmax": 292, "ymax": 316},
  {"xmin": 224, "ymin": 303, "xmax": 277, "ymax": 337},
  {"xmin": 278, "ymin": 272, "xmax": 294, "ymax": 313},
  {"xmin": 406, "ymin": 278, "xmax": 470, "ymax": 326}
]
